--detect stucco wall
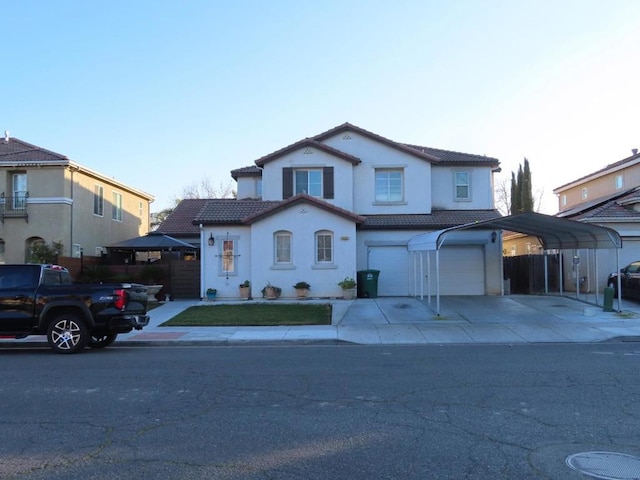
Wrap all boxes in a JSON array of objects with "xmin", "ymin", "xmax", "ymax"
[{"xmin": 320, "ymin": 132, "xmax": 433, "ymax": 215}]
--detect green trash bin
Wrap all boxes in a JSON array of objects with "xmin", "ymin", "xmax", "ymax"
[
  {"xmin": 603, "ymin": 286, "xmax": 615, "ymax": 312},
  {"xmin": 357, "ymin": 270, "xmax": 380, "ymax": 298}
]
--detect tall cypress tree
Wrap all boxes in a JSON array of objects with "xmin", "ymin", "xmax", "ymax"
[
  {"xmin": 521, "ymin": 158, "xmax": 534, "ymax": 212},
  {"xmin": 510, "ymin": 159, "xmax": 534, "ymax": 214}
]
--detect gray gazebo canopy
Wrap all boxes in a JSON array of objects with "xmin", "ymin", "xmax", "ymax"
[{"xmin": 107, "ymin": 231, "xmax": 195, "ymax": 252}]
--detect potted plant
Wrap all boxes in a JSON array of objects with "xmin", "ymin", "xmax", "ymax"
[
  {"xmin": 206, "ymin": 288, "xmax": 217, "ymax": 300},
  {"xmin": 261, "ymin": 283, "xmax": 281, "ymax": 300},
  {"xmin": 239, "ymin": 280, "xmax": 251, "ymax": 299},
  {"xmin": 338, "ymin": 276, "xmax": 357, "ymax": 300},
  {"xmin": 293, "ymin": 281, "xmax": 310, "ymax": 299}
]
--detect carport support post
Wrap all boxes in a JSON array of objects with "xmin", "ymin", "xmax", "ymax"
[
  {"xmin": 544, "ymin": 251, "xmax": 549, "ymax": 294},
  {"xmin": 559, "ymin": 252, "xmax": 564, "ymax": 296},
  {"xmin": 616, "ymin": 248, "xmax": 622, "ymax": 312},
  {"xmin": 435, "ymin": 248, "xmax": 440, "ymax": 316}
]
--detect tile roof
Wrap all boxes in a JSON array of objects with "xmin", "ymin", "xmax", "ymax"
[
  {"xmin": 312, "ymin": 122, "xmax": 441, "ymax": 162},
  {"xmin": 254, "ymin": 139, "xmax": 361, "ymax": 167},
  {"xmin": 193, "ymin": 199, "xmax": 282, "ymax": 225},
  {"xmin": 402, "ymin": 144, "xmax": 500, "ymax": 167},
  {"xmin": 230, "ymin": 165, "xmax": 262, "ymax": 180},
  {"xmin": 360, "ymin": 210, "xmax": 502, "ymax": 230},
  {"xmin": 242, "ymin": 194, "xmax": 365, "ymax": 224},
  {"xmin": 162, "ymin": 199, "xmax": 501, "ymax": 232},
  {"xmin": 562, "ymin": 187, "xmax": 640, "ymax": 221},
  {"xmin": 156, "ymin": 199, "xmax": 209, "ymax": 236},
  {"xmin": 0, "ymin": 137, "xmax": 69, "ymax": 163}
]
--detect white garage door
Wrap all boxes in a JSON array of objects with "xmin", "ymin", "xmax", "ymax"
[
  {"xmin": 432, "ymin": 247, "xmax": 485, "ymax": 295},
  {"xmin": 368, "ymin": 246, "xmax": 410, "ymax": 296},
  {"xmin": 369, "ymin": 245, "xmax": 486, "ymax": 296}
]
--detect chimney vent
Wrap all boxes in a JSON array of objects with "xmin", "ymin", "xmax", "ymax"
[
  {"xmin": 4, "ymin": 130, "xmax": 9, "ymax": 142},
  {"xmin": 633, "ymin": 148, "xmax": 638, "ymax": 156}
]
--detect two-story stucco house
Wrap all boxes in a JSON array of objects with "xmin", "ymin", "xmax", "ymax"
[
  {"xmin": 551, "ymin": 148, "xmax": 640, "ymax": 291},
  {"xmin": 0, "ymin": 132, "xmax": 154, "ymax": 263},
  {"xmin": 191, "ymin": 123, "xmax": 502, "ymax": 299}
]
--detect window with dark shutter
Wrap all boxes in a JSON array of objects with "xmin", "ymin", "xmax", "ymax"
[
  {"xmin": 323, "ymin": 167, "xmax": 334, "ymax": 199},
  {"xmin": 282, "ymin": 168, "xmax": 293, "ymax": 199}
]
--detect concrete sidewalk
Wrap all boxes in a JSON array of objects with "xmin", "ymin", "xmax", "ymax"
[
  {"xmin": 117, "ymin": 294, "xmax": 640, "ymax": 346},
  {"xmin": 3, "ymin": 295, "xmax": 640, "ymax": 349}
]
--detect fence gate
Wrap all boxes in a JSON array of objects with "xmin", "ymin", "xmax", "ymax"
[
  {"xmin": 170, "ymin": 260, "xmax": 201, "ymax": 299},
  {"xmin": 503, "ymin": 254, "xmax": 561, "ymax": 294}
]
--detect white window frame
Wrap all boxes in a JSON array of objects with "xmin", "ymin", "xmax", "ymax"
[
  {"xmin": 375, "ymin": 168, "xmax": 404, "ymax": 203},
  {"xmin": 315, "ymin": 230, "xmax": 333, "ymax": 264},
  {"xmin": 274, "ymin": 231, "xmax": 292, "ymax": 264},
  {"xmin": 94, "ymin": 185, "xmax": 104, "ymax": 216},
  {"xmin": 112, "ymin": 192, "xmax": 123, "ymax": 221},
  {"xmin": 294, "ymin": 169, "xmax": 322, "ymax": 196},
  {"xmin": 616, "ymin": 175, "xmax": 623, "ymax": 190},
  {"xmin": 562, "ymin": 194, "xmax": 567, "ymax": 206},
  {"xmin": 454, "ymin": 171, "xmax": 470, "ymax": 201},
  {"xmin": 12, "ymin": 173, "xmax": 27, "ymax": 210},
  {"xmin": 581, "ymin": 187, "xmax": 588, "ymax": 200}
]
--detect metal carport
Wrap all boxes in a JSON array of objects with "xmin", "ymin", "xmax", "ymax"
[{"xmin": 408, "ymin": 212, "xmax": 623, "ymax": 315}]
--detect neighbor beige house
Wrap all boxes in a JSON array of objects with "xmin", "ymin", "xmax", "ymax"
[{"xmin": 0, "ymin": 132, "xmax": 154, "ymax": 263}]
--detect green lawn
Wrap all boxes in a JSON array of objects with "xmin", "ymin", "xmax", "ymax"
[{"xmin": 160, "ymin": 303, "xmax": 333, "ymax": 327}]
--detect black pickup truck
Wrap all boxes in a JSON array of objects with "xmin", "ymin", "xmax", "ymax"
[{"xmin": 0, "ymin": 264, "xmax": 150, "ymax": 353}]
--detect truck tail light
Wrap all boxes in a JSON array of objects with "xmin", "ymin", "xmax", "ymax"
[{"xmin": 113, "ymin": 289, "xmax": 127, "ymax": 310}]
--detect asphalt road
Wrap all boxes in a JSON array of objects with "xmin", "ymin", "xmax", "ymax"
[{"xmin": 1, "ymin": 343, "xmax": 640, "ymax": 479}]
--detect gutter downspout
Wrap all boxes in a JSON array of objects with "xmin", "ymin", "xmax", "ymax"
[
  {"xmin": 69, "ymin": 165, "xmax": 79, "ymax": 257},
  {"xmin": 199, "ymin": 224, "xmax": 205, "ymax": 300}
]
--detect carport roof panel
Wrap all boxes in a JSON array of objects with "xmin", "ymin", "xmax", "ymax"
[{"xmin": 408, "ymin": 212, "xmax": 622, "ymax": 251}]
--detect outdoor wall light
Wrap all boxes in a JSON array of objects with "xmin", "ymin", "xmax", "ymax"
[
  {"xmin": 208, "ymin": 233, "xmax": 215, "ymax": 246},
  {"xmin": 491, "ymin": 231, "xmax": 497, "ymax": 243}
]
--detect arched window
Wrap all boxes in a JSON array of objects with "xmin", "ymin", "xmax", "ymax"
[
  {"xmin": 24, "ymin": 237, "xmax": 45, "ymax": 263},
  {"xmin": 274, "ymin": 231, "xmax": 292, "ymax": 264},
  {"xmin": 315, "ymin": 230, "xmax": 333, "ymax": 264}
]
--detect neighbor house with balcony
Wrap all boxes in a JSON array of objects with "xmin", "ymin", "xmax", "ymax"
[{"xmin": 0, "ymin": 132, "xmax": 154, "ymax": 264}]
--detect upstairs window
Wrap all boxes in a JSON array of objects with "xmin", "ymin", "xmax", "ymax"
[
  {"xmin": 12, "ymin": 173, "xmax": 27, "ymax": 210},
  {"xmin": 112, "ymin": 192, "xmax": 123, "ymax": 221},
  {"xmin": 282, "ymin": 167, "xmax": 333, "ymax": 199},
  {"xmin": 454, "ymin": 172, "xmax": 470, "ymax": 200},
  {"xmin": 375, "ymin": 169, "xmax": 403, "ymax": 202},
  {"xmin": 562, "ymin": 194, "xmax": 567, "ymax": 206},
  {"xmin": 581, "ymin": 187, "xmax": 588, "ymax": 200},
  {"xmin": 295, "ymin": 169, "xmax": 322, "ymax": 196},
  {"xmin": 616, "ymin": 175, "xmax": 623, "ymax": 190},
  {"xmin": 274, "ymin": 231, "xmax": 292, "ymax": 264},
  {"xmin": 315, "ymin": 230, "xmax": 333, "ymax": 264},
  {"xmin": 94, "ymin": 185, "xmax": 104, "ymax": 216},
  {"xmin": 256, "ymin": 179, "xmax": 262, "ymax": 199}
]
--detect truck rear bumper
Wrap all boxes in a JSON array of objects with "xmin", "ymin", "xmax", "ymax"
[{"xmin": 110, "ymin": 315, "xmax": 150, "ymax": 332}]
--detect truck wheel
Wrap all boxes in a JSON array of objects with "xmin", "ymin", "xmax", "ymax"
[
  {"xmin": 47, "ymin": 314, "xmax": 89, "ymax": 354},
  {"xmin": 89, "ymin": 333, "xmax": 118, "ymax": 349}
]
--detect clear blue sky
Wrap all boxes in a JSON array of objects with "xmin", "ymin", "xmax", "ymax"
[{"xmin": 4, "ymin": 0, "xmax": 640, "ymax": 214}]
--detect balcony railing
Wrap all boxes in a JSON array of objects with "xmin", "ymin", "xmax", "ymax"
[{"xmin": 0, "ymin": 192, "xmax": 29, "ymax": 222}]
